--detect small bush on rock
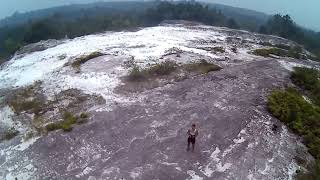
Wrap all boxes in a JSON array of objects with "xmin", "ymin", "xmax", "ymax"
[
  {"xmin": 45, "ymin": 111, "xmax": 77, "ymax": 132},
  {"xmin": 127, "ymin": 61, "xmax": 177, "ymax": 81},
  {"xmin": 1, "ymin": 127, "xmax": 19, "ymax": 141},
  {"xmin": 71, "ymin": 51, "xmax": 104, "ymax": 70},
  {"xmin": 184, "ymin": 60, "xmax": 222, "ymax": 74}
]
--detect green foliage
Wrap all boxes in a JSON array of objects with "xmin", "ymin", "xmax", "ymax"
[
  {"xmin": 226, "ymin": 18, "xmax": 240, "ymax": 29},
  {"xmin": 128, "ymin": 66, "xmax": 147, "ymax": 81},
  {"xmin": 78, "ymin": 112, "xmax": 89, "ymax": 124},
  {"xmin": 252, "ymin": 48, "xmax": 286, "ymax": 57},
  {"xmin": 127, "ymin": 61, "xmax": 177, "ymax": 81},
  {"xmin": 291, "ymin": 67, "xmax": 320, "ymax": 106},
  {"xmin": 274, "ymin": 44, "xmax": 292, "ymax": 50},
  {"xmin": 267, "ymin": 88, "xmax": 320, "ymax": 168},
  {"xmin": 1, "ymin": 127, "xmax": 19, "ymax": 141},
  {"xmin": 260, "ymin": 14, "xmax": 320, "ymax": 61},
  {"xmin": 144, "ymin": 2, "xmax": 226, "ymax": 26},
  {"xmin": 24, "ymin": 131, "xmax": 34, "ymax": 141},
  {"xmin": 45, "ymin": 111, "xmax": 77, "ymax": 132},
  {"xmin": 9, "ymin": 99, "xmax": 42, "ymax": 115},
  {"xmin": 0, "ymin": 1, "xmax": 229, "ymax": 61},
  {"xmin": 71, "ymin": 52, "xmax": 104, "ymax": 70},
  {"xmin": 184, "ymin": 60, "xmax": 222, "ymax": 74},
  {"xmin": 268, "ymin": 67, "xmax": 320, "ymax": 179},
  {"xmin": 8, "ymin": 86, "xmax": 44, "ymax": 115},
  {"xmin": 80, "ymin": 112, "xmax": 88, "ymax": 119},
  {"xmin": 147, "ymin": 61, "xmax": 177, "ymax": 76},
  {"xmin": 4, "ymin": 38, "xmax": 21, "ymax": 55},
  {"xmin": 253, "ymin": 47, "xmax": 305, "ymax": 59}
]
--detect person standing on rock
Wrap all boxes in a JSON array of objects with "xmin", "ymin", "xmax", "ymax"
[{"xmin": 187, "ymin": 123, "xmax": 198, "ymax": 152}]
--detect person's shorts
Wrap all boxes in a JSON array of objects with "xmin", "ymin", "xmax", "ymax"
[{"xmin": 188, "ymin": 136, "xmax": 196, "ymax": 144}]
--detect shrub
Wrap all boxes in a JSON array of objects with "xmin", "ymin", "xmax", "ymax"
[
  {"xmin": 212, "ymin": 46, "xmax": 225, "ymax": 53},
  {"xmin": 268, "ymin": 88, "xmax": 320, "ymax": 178},
  {"xmin": 288, "ymin": 49, "xmax": 302, "ymax": 59},
  {"xmin": 127, "ymin": 61, "xmax": 177, "ymax": 81},
  {"xmin": 291, "ymin": 67, "xmax": 320, "ymax": 106},
  {"xmin": 147, "ymin": 61, "xmax": 177, "ymax": 76},
  {"xmin": 184, "ymin": 60, "xmax": 222, "ymax": 74},
  {"xmin": 291, "ymin": 67, "xmax": 320, "ymax": 91},
  {"xmin": 252, "ymin": 48, "xmax": 271, "ymax": 57},
  {"xmin": 9, "ymin": 99, "xmax": 42, "ymax": 115},
  {"xmin": 45, "ymin": 122, "xmax": 61, "ymax": 132},
  {"xmin": 127, "ymin": 66, "xmax": 147, "ymax": 81},
  {"xmin": 1, "ymin": 127, "xmax": 19, "ymax": 141},
  {"xmin": 45, "ymin": 111, "xmax": 77, "ymax": 132},
  {"xmin": 252, "ymin": 48, "xmax": 287, "ymax": 57},
  {"xmin": 80, "ymin": 112, "xmax": 88, "ymax": 118},
  {"xmin": 71, "ymin": 51, "xmax": 104, "ymax": 70},
  {"xmin": 24, "ymin": 131, "xmax": 34, "ymax": 141},
  {"xmin": 77, "ymin": 112, "xmax": 89, "ymax": 124},
  {"xmin": 8, "ymin": 84, "xmax": 45, "ymax": 115}
]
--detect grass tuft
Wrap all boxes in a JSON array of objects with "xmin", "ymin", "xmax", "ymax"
[
  {"xmin": 8, "ymin": 85, "xmax": 44, "ymax": 115},
  {"xmin": 184, "ymin": 60, "xmax": 222, "ymax": 74},
  {"xmin": 71, "ymin": 51, "xmax": 104, "ymax": 71},
  {"xmin": 252, "ymin": 46, "xmax": 305, "ymax": 59},
  {"xmin": 127, "ymin": 61, "xmax": 177, "ymax": 81},
  {"xmin": 45, "ymin": 111, "xmax": 77, "ymax": 132},
  {"xmin": 252, "ymin": 48, "xmax": 287, "ymax": 57}
]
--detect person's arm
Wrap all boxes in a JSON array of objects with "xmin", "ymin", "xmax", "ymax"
[
  {"xmin": 195, "ymin": 129, "xmax": 199, "ymax": 137},
  {"xmin": 187, "ymin": 129, "xmax": 190, "ymax": 136}
]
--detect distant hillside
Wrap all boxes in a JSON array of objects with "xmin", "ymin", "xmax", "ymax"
[
  {"xmin": 0, "ymin": 1, "xmax": 155, "ymax": 28},
  {"xmin": 0, "ymin": 1, "xmax": 268, "ymax": 31},
  {"xmin": 208, "ymin": 3, "xmax": 270, "ymax": 31}
]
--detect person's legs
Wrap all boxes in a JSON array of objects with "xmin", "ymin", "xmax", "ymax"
[
  {"xmin": 187, "ymin": 137, "xmax": 191, "ymax": 151},
  {"xmin": 191, "ymin": 138, "xmax": 196, "ymax": 152}
]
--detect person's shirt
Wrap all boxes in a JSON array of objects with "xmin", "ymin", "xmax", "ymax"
[{"xmin": 188, "ymin": 128, "xmax": 198, "ymax": 137}]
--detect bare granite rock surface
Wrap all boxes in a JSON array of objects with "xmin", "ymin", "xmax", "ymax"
[{"xmin": 0, "ymin": 22, "xmax": 319, "ymax": 180}]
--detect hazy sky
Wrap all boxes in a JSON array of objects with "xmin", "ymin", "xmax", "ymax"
[{"xmin": 0, "ymin": 0, "xmax": 319, "ymax": 31}]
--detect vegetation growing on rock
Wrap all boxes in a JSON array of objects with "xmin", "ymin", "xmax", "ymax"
[
  {"xmin": 252, "ymin": 46, "xmax": 306, "ymax": 59},
  {"xmin": 71, "ymin": 51, "xmax": 104, "ymax": 71},
  {"xmin": 184, "ymin": 59, "xmax": 222, "ymax": 74},
  {"xmin": 212, "ymin": 46, "xmax": 225, "ymax": 53},
  {"xmin": 45, "ymin": 111, "xmax": 78, "ymax": 132},
  {"xmin": 291, "ymin": 67, "xmax": 320, "ymax": 106},
  {"xmin": 0, "ymin": 127, "xmax": 19, "ymax": 141},
  {"xmin": 7, "ymin": 82, "xmax": 45, "ymax": 115},
  {"xmin": 127, "ymin": 60, "xmax": 222, "ymax": 82},
  {"xmin": 128, "ymin": 61, "xmax": 177, "ymax": 81},
  {"xmin": 267, "ymin": 67, "xmax": 320, "ymax": 179}
]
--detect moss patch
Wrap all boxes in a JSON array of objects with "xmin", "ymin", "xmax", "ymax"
[
  {"xmin": 184, "ymin": 60, "xmax": 222, "ymax": 74},
  {"xmin": 252, "ymin": 48, "xmax": 287, "ymax": 57},
  {"xmin": 252, "ymin": 45, "xmax": 308, "ymax": 59},
  {"xmin": 71, "ymin": 51, "xmax": 104, "ymax": 71},
  {"xmin": 7, "ymin": 82, "xmax": 46, "ymax": 115}
]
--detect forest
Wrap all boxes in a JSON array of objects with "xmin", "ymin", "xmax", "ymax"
[{"xmin": 0, "ymin": 1, "xmax": 319, "ymax": 63}]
